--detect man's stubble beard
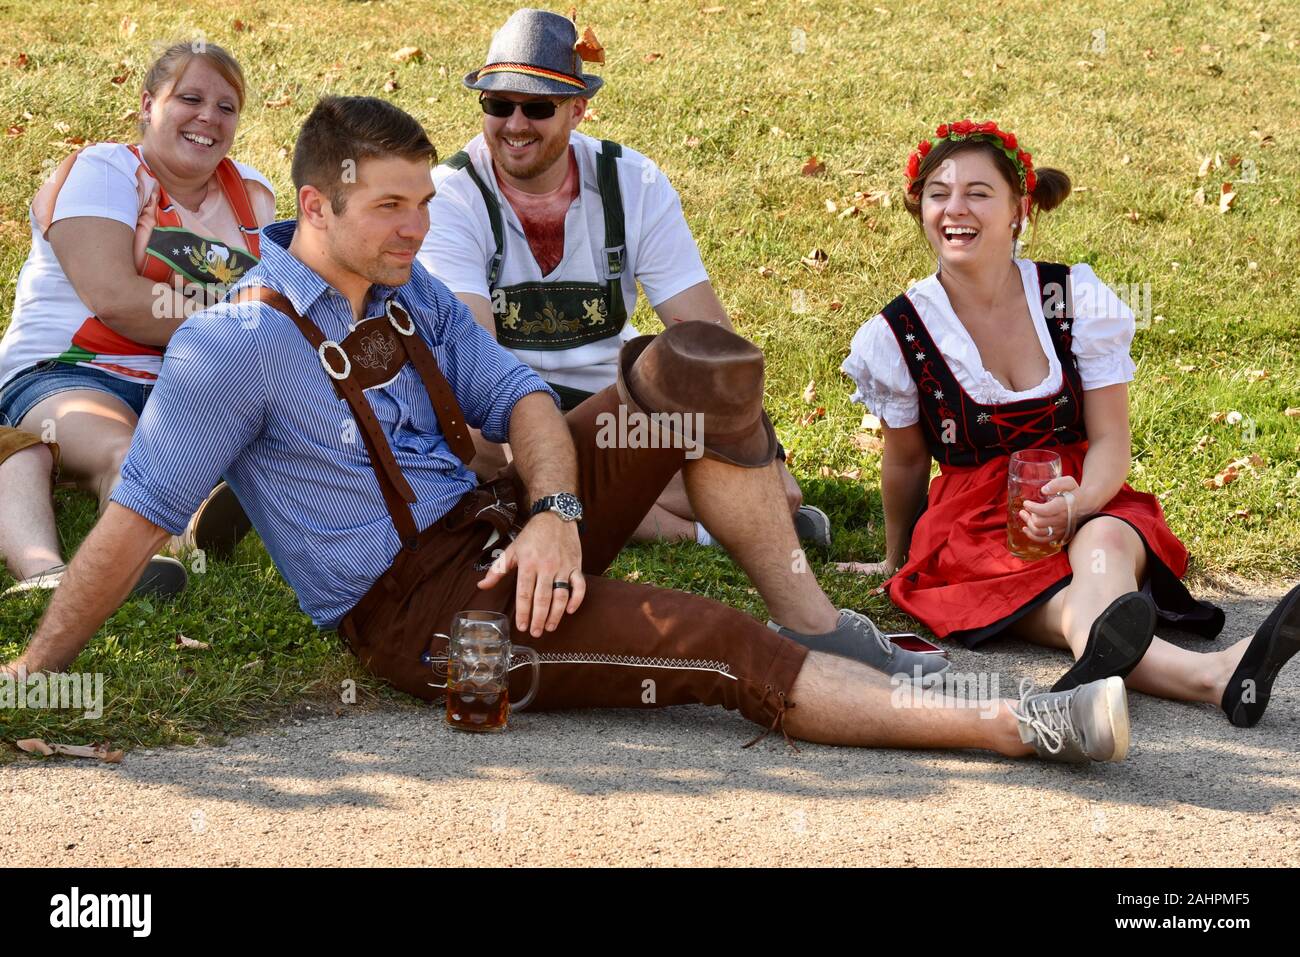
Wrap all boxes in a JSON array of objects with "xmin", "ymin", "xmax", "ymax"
[
  {"xmin": 326, "ymin": 224, "xmax": 413, "ymax": 290},
  {"xmin": 489, "ymin": 126, "xmax": 571, "ymax": 182}
]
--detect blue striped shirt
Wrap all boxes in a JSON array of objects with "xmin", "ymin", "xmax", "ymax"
[{"xmin": 111, "ymin": 220, "xmax": 556, "ymax": 628}]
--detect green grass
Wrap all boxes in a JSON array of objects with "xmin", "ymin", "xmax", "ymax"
[{"xmin": 2, "ymin": 0, "xmax": 1298, "ymax": 753}]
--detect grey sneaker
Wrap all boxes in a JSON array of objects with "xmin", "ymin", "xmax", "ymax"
[
  {"xmin": 1, "ymin": 563, "xmax": 67, "ymax": 596},
  {"xmin": 3, "ymin": 556, "xmax": 186, "ymax": 601},
  {"xmin": 793, "ymin": 505, "xmax": 833, "ymax": 549},
  {"xmin": 769, "ymin": 608, "xmax": 950, "ymax": 679},
  {"xmin": 1013, "ymin": 676, "xmax": 1130, "ymax": 763}
]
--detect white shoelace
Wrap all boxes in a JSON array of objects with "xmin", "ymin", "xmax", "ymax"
[{"xmin": 1011, "ymin": 678, "xmax": 1078, "ymax": 754}]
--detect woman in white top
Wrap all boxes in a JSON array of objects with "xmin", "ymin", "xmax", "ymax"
[
  {"xmin": 839, "ymin": 119, "xmax": 1292, "ymax": 727},
  {"xmin": 0, "ymin": 42, "xmax": 275, "ymax": 597}
]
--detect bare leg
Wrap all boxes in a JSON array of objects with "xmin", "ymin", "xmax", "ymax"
[
  {"xmin": 783, "ymin": 650, "xmax": 1032, "ymax": 755},
  {"xmin": 1015, "ymin": 516, "xmax": 1246, "ymax": 704},
  {"xmin": 0, "ymin": 444, "xmax": 63, "ymax": 580},
  {"xmin": 636, "ymin": 461, "xmax": 805, "ymax": 543},
  {"xmin": 20, "ymin": 390, "xmax": 138, "ymax": 510},
  {"xmin": 633, "ymin": 472, "xmax": 697, "ymax": 542},
  {"xmin": 682, "ymin": 457, "xmax": 838, "ymax": 634}
]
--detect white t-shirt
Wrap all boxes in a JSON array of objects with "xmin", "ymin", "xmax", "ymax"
[
  {"xmin": 841, "ymin": 260, "xmax": 1137, "ymax": 428},
  {"xmin": 0, "ymin": 142, "xmax": 275, "ymax": 388},
  {"xmin": 417, "ymin": 131, "xmax": 710, "ymax": 395}
]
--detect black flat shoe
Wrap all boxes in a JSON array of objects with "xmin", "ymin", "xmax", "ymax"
[
  {"xmin": 190, "ymin": 481, "xmax": 253, "ymax": 559},
  {"xmin": 1052, "ymin": 592, "xmax": 1156, "ymax": 692},
  {"xmin": 1221, "ymin": 583, "xmax": 1300, "ymax": 728}
]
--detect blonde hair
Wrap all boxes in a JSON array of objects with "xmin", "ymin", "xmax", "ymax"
[{"xmin": 139, "ymin": 41, "xmax": 247, "ymax": 134}]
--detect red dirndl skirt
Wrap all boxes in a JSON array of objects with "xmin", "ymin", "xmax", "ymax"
[{"xmin": 886, "ymin": 441, "xmax": 1224, "ymax": 647}]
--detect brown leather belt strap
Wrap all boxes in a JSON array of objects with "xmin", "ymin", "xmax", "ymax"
[{"xmin": 231, "ymin": 285, "xmax": 473, "ymax": 549}]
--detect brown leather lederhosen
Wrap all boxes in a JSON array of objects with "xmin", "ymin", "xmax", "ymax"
[{"xmin": 231, "ymin": 286, "xmax": 808, "ymax": 742}]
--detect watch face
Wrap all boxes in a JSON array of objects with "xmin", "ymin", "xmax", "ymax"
[{"xmin": 555, "ymin": 492, "xmax": 583, "ymax": 521}]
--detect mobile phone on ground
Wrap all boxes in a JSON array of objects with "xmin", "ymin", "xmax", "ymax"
[{"xmin": 883, "ymin": 632, "xmax": 948, "ymax": 656}]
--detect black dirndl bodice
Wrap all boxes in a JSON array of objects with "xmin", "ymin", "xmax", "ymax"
[{"xmin": 879, "ymin": 261, "xmax": 1088, "ymax": 467}]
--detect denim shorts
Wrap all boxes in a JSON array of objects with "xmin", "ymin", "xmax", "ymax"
[{"xmin": 0, "ymin": 360, "xmax": 153, "ymax": 428}]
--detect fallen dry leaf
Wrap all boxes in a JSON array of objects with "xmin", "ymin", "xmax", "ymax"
[
  {"xmin": 1245, "ymin": 369, "xmax": 1269, "ymax": 381},
  {"xmin": 851, "ymin": 431, "xmax": 884, "ymax": 454},
  {"xmin": 1193, "ymin": 187, "xmax": 1206, "ymax": 206},
  {"xmin": 801, "ymin": 155, "xmax": 825, "ymax": 177},
  {"xmin": 15, "ymin": 53, "xmax": 29, "ymax": 68},
  {"xmin": 1197, "ymin": 155, "xmax": 1212, "ymax": 178},
  {"xmin": 802, "ymin": 379, "xmax": 817, "ymax": 404},
  {"xmin": 837, "ymin": 205, "xmax": 860, "ymax": 219},
  {"xmin": 798, "ymin": 407, "xmax": 826, "ymax": 427},
  {"xmin": 1219, "ymin": 182, "xmax": 1236, "ymax": 213},
  {"xmin": 1231, "ymin": 508, "xmax": 1251, "ymax": 521},
  {"xmin": 1247, "ymin": 453, "xmax": 1266, "ymax": 468},
  {"xmin": 265, "ymin": 95, "xmax": 293, "ymax": 109},
  {"xmin": 1284, "ymin": 407, "xmax": 1300, "ymax": 418},
  {"xmin": 1209, "ymin": 410, "xmax": 1227, "ymax": 423},
  {"xmin": 391, "ymin": 46, "xmax": 423, "ymax": 64},
  {"xmin": 1195, "ymin": 435, "xmax": 1214, "ymax": 450},
  {"xmin": 684, "ymin": 135, "xmax": 699, "ymax": 147},
  {"xmin": 233, "ymin": 18, "xmax": 248, "ymax": 32},
  {"xmin": 575, "ymin": 27, "xmax": 605, "ymax": 64},
  {"xmin": 800, "ymin": 248, "xmax": 829, "ymax": 272},
  {"xmin": 109, "ymin": 72, "xmax": 129, "ymax": 85},
  {"xmin": 583, "ymin": 108, "xmax": 601, "ymax": 121},
  {"xmin": 1202, "ymin": 465, "xmax": 1239, "ymax": 489},
  {"xmin": 119, "ymin": 17, "xmax": 138, "ymax": 38},
  {"xmin": 17, "ymin": 739, "xmax": 123, "ymax": 763},
  {"xmin": 175, "ymin": 634, "xmax": 211, "ymax": 650},
  {"xmin": 5, "ymin": 125, "xmax": 23, "ymax": 137},
  {"xmin": 756, "ymin": 265, "xmax": 776, "ymax": 278},
  {"xmin": 828, "ymin": 301, "xmax": 843, "ymax": 311},
  {"xmin": 384, "ymin": 77, "xmax": 400, "ymax": 93},
  {"xmin": 824, "ymin": 199, "xmax": 838, "ymax": 213},
  {"xmin": 818, "ymin": 465, "xmax": 834, "ymax": 478},
  {"xmin": 836, "ymin": 468, "xmax": 863, "ymax": 481},
  {"xmin": 861, "ymin": 412, "xmax": 882, "ymax": 432},
  {"xmin": 643, "ymin": 52, "xmax": 663, "ymax": 63},
  {"xmin": 1178, "ymin": 364, "xmax": 1198, "ymax": 373}
]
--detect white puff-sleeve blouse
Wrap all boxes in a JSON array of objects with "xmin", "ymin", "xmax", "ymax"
[{"xmin": 841, "ymin": 260, "xmax": 1137, "ymax": 429}]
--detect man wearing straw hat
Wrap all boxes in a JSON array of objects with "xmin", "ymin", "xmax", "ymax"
[{"xmin": 418, "ymin": 8, "xmax": 831, "ymax": 550}]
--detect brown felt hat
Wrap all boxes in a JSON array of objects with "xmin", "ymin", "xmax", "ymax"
[{"xmin": 615, "ymin": 322, "xmax": 778, "ymax": 469}]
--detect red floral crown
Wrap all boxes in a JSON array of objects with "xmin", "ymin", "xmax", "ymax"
[{"xmin": 905, "ymin": 119, "xmax": 1036, "ymax": 196}]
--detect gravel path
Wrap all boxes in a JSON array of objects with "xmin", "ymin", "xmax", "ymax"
[{"xmin": 3, "ymin": 581, "xmax": 1296, "ymax": 866}]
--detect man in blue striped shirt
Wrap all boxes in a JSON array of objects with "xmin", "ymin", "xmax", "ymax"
[{"xmin": 2, "ymin": 97, "xmax": 1131, "ymax": 763}]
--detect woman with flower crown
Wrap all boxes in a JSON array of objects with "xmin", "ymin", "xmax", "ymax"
[{"xmin": 838, "ymin": 119, "xmax": 1299, "ymax": 726}]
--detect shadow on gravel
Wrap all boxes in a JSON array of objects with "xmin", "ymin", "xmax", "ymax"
[{"xmin": 9, "ymin": 588, "xmax": 1297, "ymax": 816}]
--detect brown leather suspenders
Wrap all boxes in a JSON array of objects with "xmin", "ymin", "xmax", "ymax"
[{"xmin": 231, "ymin": 286, "xmax": 476, "ymax": 549}]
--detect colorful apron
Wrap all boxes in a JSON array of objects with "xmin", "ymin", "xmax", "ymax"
[{"xmin": 39, "ymin": 143, "xmax": 262, "ymax": 381}]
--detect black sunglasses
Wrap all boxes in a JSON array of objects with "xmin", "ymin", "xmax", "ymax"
[{"xmin": 478, "ymin": 95, "xmax": 562, "ymax": 120}]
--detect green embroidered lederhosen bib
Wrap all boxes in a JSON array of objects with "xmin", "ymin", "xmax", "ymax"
[{"xmin": 441, "ymin": 141, "xmax": 628, "ymax": 410}]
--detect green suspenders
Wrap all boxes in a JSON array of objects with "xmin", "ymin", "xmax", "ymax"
[{"xmin": 440, "ymin": 141, "xmax": 628, "ymax": 363}]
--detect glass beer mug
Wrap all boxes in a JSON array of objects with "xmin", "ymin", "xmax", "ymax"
[
  {"xmin": 445, "ymin": 610, "xmax": 540, "ymax": 733},
  {"xmin": 1006, "ymin": 449, "xmax": 1063, "ymax": 561}
]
